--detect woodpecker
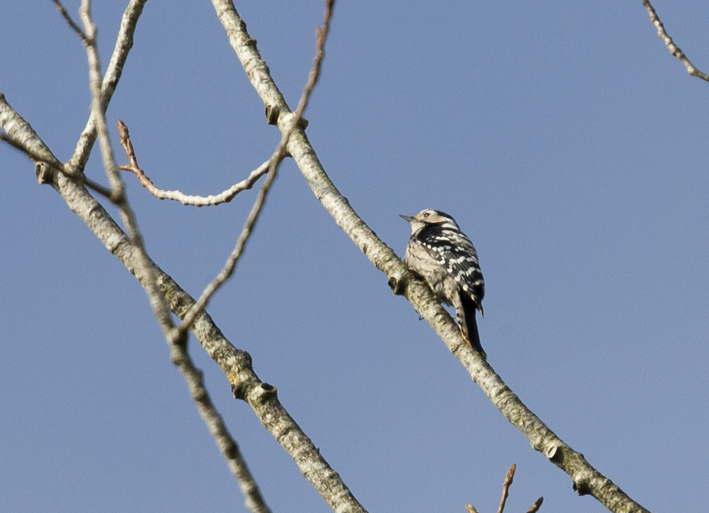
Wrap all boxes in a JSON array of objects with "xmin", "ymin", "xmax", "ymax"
[{"xmin": 401, "ymin": 209, "xmax": 486, "ymax": 357}]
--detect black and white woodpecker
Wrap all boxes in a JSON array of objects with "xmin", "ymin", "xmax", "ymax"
[{"xmin": 401, "ymin": 209, "xmax": 486, "ymax": 357}]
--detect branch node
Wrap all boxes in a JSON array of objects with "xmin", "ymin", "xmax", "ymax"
[
  {"xmin": 35, "ymin": 162, "xmax": 54, "ymax": 184},
  {"xmin": 259, "ymin": 382, "xmax": 277, "ymax": 395},
  {"xmin": 265, "ymin": 105, "xmax": 280, "ymax": 125},
  {"xmin": 389, "ymin": 269, "xmax": 416, "ymax": 295},
  {"xmin": 247, "ymin": 382, "xmax": 278, "ymax": 405},
  {"xmin": 231, "ymin": 382, "xmax": 246, "ymax": 400},
  {"xmin": 572, "ymin": 471, "xmax": 593, "ymax": 496},
  {"xmin": 543, "ymin": 441, "xmax": 562, "ymax": 461}
]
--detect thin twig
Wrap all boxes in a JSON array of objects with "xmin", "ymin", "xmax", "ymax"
[
  {"xmin": 292, "ymin": 0, "xmax": 335, "ymax": 118},
  {"xmin": 176, "ymin": 0, "xmax": 336, "ymax": 336},
  {"xmin": 68, "ymin": 0, "xmax": 148, "ymax": 174},
  {"xmin": 117, "ymin": 120, "xmax": 271, "ymax": 206},
  {"xmin": 642, "ymin": 0, "xmax": 709, "ymax": 82},
  {"xmin": 496, "ymin": 464, "xmax": 516, "ymax": 513},
  {"xmin": 172, "ymin": 336, "xmax": 273, "ymax": 513},
  {"xmin": 1, "ymin": 103, "xmax": 282, "ymax": 513},
  {"xmin": 466, "ymin": 464, "xmax": 522, "ymax": 513},
  {"xmin": 527, "ymin": 497, "xmax": 544, "ymax": 513},
  {"xmin": 115, "ymin": 0, "xmax": 334, "ymax": 210},
  {"xmin": 4, "ymin": 93, "xmax": 276, "ymax": 510},
  {"xmin": 79, "ymin": 0, "xmax": 173, "ymax": 328},
  {"xmin": 52, "ymin": 0, "xmax": 88, "ymax": 42},
  {"xmin": 72, "ymin": 5, "xmax": 272, "ymax": 512},
  {"xmin": 174, "ymin": 157, "xmax": 278, "ymax": 335}
]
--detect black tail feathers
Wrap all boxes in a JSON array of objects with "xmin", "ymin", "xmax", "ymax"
[{"xmin": 457, "ymin": 293, "xmax": 487, "ymax": 358}]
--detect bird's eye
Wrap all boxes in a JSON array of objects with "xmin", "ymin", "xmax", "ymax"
[{"xmin": 423, "ymin": 212, "xmax": 430, "ymax": 218}]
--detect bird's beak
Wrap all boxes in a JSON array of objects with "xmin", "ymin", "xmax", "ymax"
[{"xmin": 400, "ymin": 214, "xmax": 413, "ymax": 222}]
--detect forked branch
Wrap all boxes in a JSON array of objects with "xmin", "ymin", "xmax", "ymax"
[
  {"xmin": 175, "ymin": 0, "xmax": 337, "ymax": 337},
  {"xmin": 0, "ymin": 127, "xmax": 113, "ymax": 198},
  {"xmin": 211, "ymin": 0, "xmax": 651, "ymax": 511},
  {"xmin": 68, "ymin": 0, "xmax": 149, "ymax": 174},
  {"xmin": 49, "ymin": 2, "xmax": 275, "ymax": 512}
]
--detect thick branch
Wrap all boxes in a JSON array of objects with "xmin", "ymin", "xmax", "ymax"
[
  {"xmin": 211, "ymin": 2, "xmax": 650, "ymax": 512},
  {"xmin": 172, "ymin": 336, "xmax": 272, "ymax": 513},
  {"xmin": 0, "ymin": 86, "xmax": 359, "ymax": 513},
  {"xmin": 72, "ymin": 4, "xmax": 274, "ymax": 511},
  {"xmin": 9, "ymin": 2, "xmax": 360, "ymax": 512}
]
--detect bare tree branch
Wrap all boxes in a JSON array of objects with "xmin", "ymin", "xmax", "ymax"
[
  {"xmin": 175, "ymin": 147, "xmax": 280, "ymax": 335},
  {"xmin": 0, "ymin": 128, "xmax": 113, "ymax": 198},
  {"xmin": 76, "ymin": 3, "xmax": 275, "ymax": 511},
  {"xmin": 10, "ymin": 1, "xmax": 359, "ymax": 512},
  {"xmin": 176, "ymin": 0, "xmax": 336, "ymax": 337},
  {"xmin": 79, "ymin": 0, "xmax": 173, "ymax": 332},
  {"xmin": 496, "ymin": 464, "xmax": 515, "ymax": 513},
  {"xmin": 6, "ymin": 1, "xmax": 352, "ymax": 511},
  {"xmin": 0, "ymin": 91, "xmax": 275, "ymax": 513},
  {"xmin": 117, "ymin": 120, "xmax": 271, "ymax": 206},
  {"xmin": 52, "ymin": 0, "xmax": 88, "ymax": 42},
  {"xmin": 642, "ymin": 0, "xmax": 709, "ymax": 82},
  {"xmin": 466, "ymin": 464, "xmax": 543, "ymax": 513},
  {"xmin": 67, "ymin": 0, "xmax": 149, "ymax": 174},
  {"xmin": 527, "ymin": 497, "xmax": 544, "ymax": 513},
  {"xmin": 172, "ymin": 332, "xmax": 273, "ymax": 513},
  {"xmin": 293, "ymin": 0, "xmax": 335, "ymax": 118},
  {"xmin": 212, "ymin": 1, "xmax": 650, "ymax": 512},
  {"xmin": 4, "ymin": 1, "xmax": 657, "ymax": 512}
]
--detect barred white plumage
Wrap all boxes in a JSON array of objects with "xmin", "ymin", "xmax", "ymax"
[{"xmin": 401, "ymin": 209, "xmax": 486, "ymax": 357}]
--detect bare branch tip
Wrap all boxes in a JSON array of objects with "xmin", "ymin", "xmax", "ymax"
[
  {"xmin": 505, "ymin": 463, "xmax": 516, "ymax": 483},
  {"xmin": 527, "ymin": 497, "xmax": 544, "ymax": 513},
  {"xmin": 497, "ymin": 463, "xmax": 516, "ymax": 513}
]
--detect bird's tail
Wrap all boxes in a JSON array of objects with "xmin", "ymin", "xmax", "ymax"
[{"xmin": 458, "ymin": 293, "xmax": 486, "ymax": 358}]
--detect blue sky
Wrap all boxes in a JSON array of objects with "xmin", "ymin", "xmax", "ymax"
[{"xmin": 1, "ymin": 1, "xmax": 708, "ymax": 512}]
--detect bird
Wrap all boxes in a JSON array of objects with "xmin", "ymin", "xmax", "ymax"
[{"xmin": 401, "ymin": 209, "xmax": 486, "ymax": 357}]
